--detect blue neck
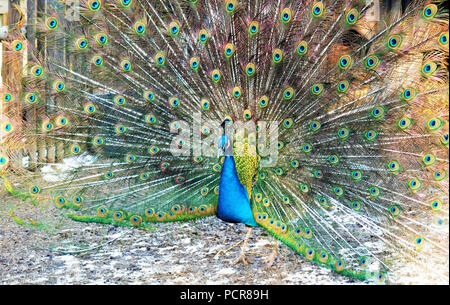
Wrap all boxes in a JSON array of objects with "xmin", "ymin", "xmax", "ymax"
[{"xmin": 217, "ymin": 156, "xmax": 258, "ymax": 227}]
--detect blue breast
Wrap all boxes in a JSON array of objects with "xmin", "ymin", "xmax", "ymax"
[{"xmin": 217, "ymin": 156, "xmax": 258, "ymax": 227}]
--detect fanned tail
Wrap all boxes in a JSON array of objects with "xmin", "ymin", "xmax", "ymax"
[{"xmin": 0, "ymin": 0, "xmax": 448, "ymax": 283}]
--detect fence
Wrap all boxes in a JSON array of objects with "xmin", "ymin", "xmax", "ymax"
[{"xmin": 0, "ymin": 0, "xmax": 73, "ymax": 171}]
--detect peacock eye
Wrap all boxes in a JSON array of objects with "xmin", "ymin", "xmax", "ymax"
[
  {"xmin": 130, "ymin": 20, "xmax": 145, "ymax": 34},
  {"xmin": 120, "ymin": 0, "xmax": 132, "ymax": 7},
  {"xmin": 441, "ymin": 133, "xmax": 449, "ymax": 146},
  {"xmin": 224, "ymin": 43, "xmax": 235, "ymax": 58},
  {"xmin": 439, "ymin": 32, "xmax": 448, "ymax": 46},
  {"xmin": 76, "ymin": 38, "xmax": 88, "ymax": 49},
  {"xmin": 283, "ymin": 87, "xmax": 294, "ymax": 100},
  {"xmin": 312, "ymin": 2, "xmax": 324, "ymax": 17},
  {"xmin": 95, "ymin": 33, "xmax": 108, "ymax": 45},
  {"xmin": 311, "ymin": 83, "xmax": 323, "ymax": 95},
  {"xmin": 388, "ymin": 34, "xmax": 402, "ymax": 50},
  {"xmin": 352, "ymin": 170, "xmax": 362, "ymax": 180},
  {"xmin": 54, "ymin": 81, "xmax": 65, "ymax": 91},
  {"xmin": 427, "ymin": 118, "xmax": 442, "ymax": 131},
  {"xmin": 31, "ymin": 65, "xmax": 43, "ymax": 77},
  {"xmin": 30, "ymin": 186, "xmax": 40, "ymax": 195},
  {"xmin": 26, "ymin": 93, "xmax": 36, "ymax": 103},
  {"xmin": 211, "ymin": 69, "xmax": 222, "ymax": 83},
  {"xmin": 12, "ymin": 40, "xmax": 24, "ymax": 52},
  {"xmin": 91, "ymin": 55, "xmax": 103, "ymax": 65},
  {"xmin": 421, "ymin": 61, "xmax": 437, "ymax": 77},
  {"xmin": 2, "ymin": 93, "xmax": 12, "ymax": 102},
  {"xmin": 168, "ymin": 21, "xmax": 181, "ymax": 36},
  {"xmin": 225, "ymin": 0, "xmax": 236, "ymax": 13},
  {"xmin": 246, "ymin": 63, "xmax": 256, "ymax": 76},
  {"xmin": 359, "ymin": 257, "xmax": 368, "ymax": 268},
  {"xmin": 352, "ymin": 201, "xmax": 360, "ymax": 210},
  {"xmin": 232, "ymin": 87, "xmax": 242, "ymax": 99},
  {"xmin": 371, "ymin": 107, "xmax": 384, "ymax": 119},
  {"xmin": 297, "ymin": 41, "xmax": 308, "ymax": 55},
  {"xmin": 248, "ymin": 21, "xmax": 260, "ymax": 36},
  {"xmin": 338, "ymin": 55, "xmax": 352, "ymax": 69},
  {"xmin": 201, "ymin": 100, "xmax": 210, "ymax": 110},
  {"xmin": 154, "ymin": 53, "xmax": 165, "ymax": 66},
  {"xmin": 365, "ymin": 55, "xmax": 379, "ymax": 69},
  {"xmin": 434, "ymin": 169, "xmax": 446, "ymax": 181},
  {"xmin": 283, "ymin": 118, "xmax": 293, "ymax": 129},
  {"xmin": 280, "ymin": 8, "xmax": 292, "ymax": 23},
  {"xmin": 272, "ymin": 49, "xmax": 283, "ymax": 63},
  {"xmin": 337, "ymin": 80, "xmax": 349, "ymax": 93},
  {"xmin": 346, "ymin": 8, "xmax": 359, "ymax": 25},
  {"xmin": 314, "ymin": 170, "xmax": 323, "ymax": 178},
  {"xmin": 365, "ymin": 130, "xmax": 377, "ymax": 141},
  {"xmin": 431, "ymin": 199, "xmax": 442, "ymax": 211},
  {"xmin": 3, "ymin": 123, "xmax": 12, "ymax": 132},
  {"xmin": 390, "ymin": 37, "xmax": 397, "ymax": 46},
  {"xmin": 310, "ymin": 121, "xmax": 321, "ymax": 131},
  {"xmin": 198, "ymin": 29, "xmax": 209, "ymax": 43},
  {"xmin": 46, "ymin": 17, "xmax": 58, "ymax": 29},
  {"xmin": 88, "ymin": 0, "xmax": 102, "ymax": 11},
  {"xmin": 422, "ymin": 4, "xmax": 438, "ymax": 19},
  {"xmin": 169, "ymin": 97, "xmax": 180, "ymax": 108}
]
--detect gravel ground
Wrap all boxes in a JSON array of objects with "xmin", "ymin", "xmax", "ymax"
[
  {"xmin": 1, "ymin": 192, "xmax": 447, "ymax": 285},
  {"xmin": 0, "ymin": 193, "xmax": 365, "ymax": 285}
]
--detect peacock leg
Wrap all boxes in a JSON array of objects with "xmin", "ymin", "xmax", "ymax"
[
  {"xmin": 213, "ymin": 240, "xmax": 243, "ymax": 259},
  {"xmin": 233, "ymin": 226, "xmax": 253, "ymax": 265},
  {"xmin": 262, "ymin": 237, "xmax": 279, "ymax": 269}
]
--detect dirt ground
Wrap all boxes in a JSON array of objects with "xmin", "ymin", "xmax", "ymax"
[
  {"xmin": 0, "ymin": 193, "xmax": 367, "ymax": 285},
  {"xmin": 1, "ymin": 192, "xmax": 447, "ymax": 285}
]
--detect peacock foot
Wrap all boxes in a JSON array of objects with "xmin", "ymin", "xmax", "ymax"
[
  {"xmin": 213, "ymin": 240, "xmax": 243, "ymax": 259},
  {"xmin": 262, "ymin": 250, "xmax": 277, "ymax": 269},
  {"xmin": 262, "ymin": 240, "xmax": 279, "ymax": 269},
  {"xmin": 230, "ymin": 226, "xmax": 253, "ymax": 265},
  {"xmin": 233, "ymin": 252, "xmax": 250, "ymax": 265}
]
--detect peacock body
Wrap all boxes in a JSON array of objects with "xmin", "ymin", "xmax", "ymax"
[{"xmin": 0, "ymin": 0, "xmax": 449, "ymax": 283}]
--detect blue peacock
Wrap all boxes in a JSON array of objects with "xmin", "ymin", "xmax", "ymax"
[{"xmin": 0, "ymin": 0, "xmax": 448, "ymax": 283}]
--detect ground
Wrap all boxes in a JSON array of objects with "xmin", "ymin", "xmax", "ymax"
[
  {"xmin": 0, "ymin": 193, "xmax": 364, "ymax": 285},
  {"xmin": 1, "ymin": 192, "xmax": 447, "ymax": 285}
]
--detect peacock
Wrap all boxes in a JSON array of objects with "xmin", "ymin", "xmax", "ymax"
[{"xmin": 0, "ymin": 0, "xmax": 448, "ymax": 284}]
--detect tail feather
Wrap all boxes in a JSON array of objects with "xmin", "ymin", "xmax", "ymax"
[{"xmin": 0, "ymin": 0, "xmax": 448, "ymax": 283}]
